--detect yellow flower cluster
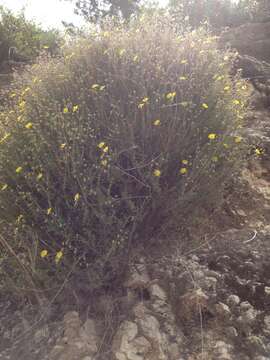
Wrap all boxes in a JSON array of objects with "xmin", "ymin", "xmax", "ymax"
[
  {"xmin": 166, "ymin": 92, "xmax": 176, "ymax": 101},
  {"xmin": 153, "ymin": 119, "xmax": 161, "ymax": 126},
  {"xmin": 0, "ymin": 133, "xmax": 11, "ymax": 144},
  {"xmin": 153, "ymin": 169, "xmax": 161, "ymax": 177},
  {"xmin": 40, "ymin": 249, "xmax": 64, "ymax": 264},
  {"xmin": 74, "ymin": 193, "xmax": 80, "ymax": 204},
  {"xmin": 138, "ymin": 97, "xmax": 149, "ymax": 109},
  {"xmin": 91, "ymin": 84, "xmax": 106, "ymax": 91}
]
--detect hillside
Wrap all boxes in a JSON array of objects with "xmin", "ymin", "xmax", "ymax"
[{"xmin": 0, "ymin": 19, "xmax": 270, "ymax": 360}]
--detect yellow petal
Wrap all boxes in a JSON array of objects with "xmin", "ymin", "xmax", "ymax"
[
  {"xmin": 55, "ymin": 250, "xmax": 63, "ymax": 263},
  {"xmin": 234, "ymin": 136, "xmax": 242, "ymax": 143},
  {"xmin": 98, "ymin": 142, "xmax": 105, "ymax": 149},
  {"xmin": 25, "ymin": 122, "xmax": 33, "ymax": 129},
  {"xmin": 142, "ymin": 97, "xmax": 149, "ymax": 103},
  {"xmin": 40, "ymin": 250, "xmax": 48, "ymax": 258},
  {"xmin": 180, "ymin": 167, "xmax": 187, "ymax": 174},
  {"xmin": 202, "ymin": 103, "xmax": 209, "ymax": 109},
  {"xmin": 15, "ymin": 166, "xmax": 23, "ymax": 174},
  {"xmin": 92, "ymin": 84, "xmax": 100, "ymax": 90},
  {"xmin": 1, "ymin": 184, "xmax": 8, "ymax": 191},
  {"xmin": 166, "ymin": 92, "xmax": 176, "ymax": 100},
  {"xmin": 208, "ymin": 133, "xmax": 217, "ymax": 140},
  {"xmin": 153, "ymin": 169, "xmax": 161, "ymax": 177}
]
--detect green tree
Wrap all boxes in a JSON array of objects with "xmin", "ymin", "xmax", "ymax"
[
  {"xmin": 0, "ymin": 6, "xmax": 61, "ymax": 69},
  {"xmin": 66, "ymin": 0, "xmax": 141, "ymax": 23},
  {"xmin": 169, "ymin": 0, "xmax": 256, "ymax": 29}
]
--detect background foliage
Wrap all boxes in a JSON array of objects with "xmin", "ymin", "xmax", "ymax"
[{"xmin": 0, "ymin": 6, "xmax": 61, "ymax": 70}]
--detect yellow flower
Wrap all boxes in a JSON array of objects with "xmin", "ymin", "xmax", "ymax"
[
  {"xmin": 15, "ymin": 166, "xmax": 23, "ymax": 174},
  {"xmin": 208, "ymin": 133, "xmax": 217, "ymax": 140},
  {"xmin": 16, "ymin": 214, "xmax": 23, "ymax": 223},
  {"xmin": 179, "ymin": 76, "xmax": 187, "ymax": 81},
  {"xmin": 166, "ymin": 92, "xmax": 176, "ymax": 100},
  {"xmin": 153, "ymin": 119, "xmax": 161, "ymax": 126},
  {"xmin": 202, "ymin": 103, "xmax": 209, "ymax": 109},
  {"xmin": 55, "ymin": 250, "xmax": 63, "ymax": 263},
  {"xmin": 17, "ymin": 115, "xmax": 23, "ymax": 122},
  {"xmin": 74, "ymin": 193, "xmax": 80, "ymax": 203},
  {"xmin": 255, "ymin": 147, "xmax": 263, "ymax": 155},
  {"xmin": 142, "ymin": 97, "xmax": 149, "ymax": 103},
  {"xmin": 103, "ymin": 146, "xmax": 109, "ymax": 153},
  {"xmin": 36, "ymin": 173, "xmax": 43, "ymax": 180},
  {"xmin": 0, "ymin": 133, "xmax": 11, "ymax": 144},
  {"xmin": 47, "ymin": 207, "xmax": 53, "ymax": 215},
  {"xmin": 234, "ymin": 136, "xmax": 242, "ymax": 143},
  {"xmin": 19, "ymin": 101, "xmax": 26, "ymax": 108},
  {"xmin": 72, "ymin": 105, "xmax": 79, "ymax": 113},
  {"xmin": 40, "ymin": 250, "xmax": 48, "ymax": 258},
  {"xmin": 10, "ymin": 92, "xmax": 17, "ymax": 98},
  {"xmin": 153, "ymin": 169, "xmax": 161, "ymax": 177},
  {"xmin": 22, "ymin": 87, "xmax": 30, "ymax": 96},
  {"xmin": 119, "ymin": 49, "xmax": 126, "ymax": 56},
  {"xmin": 180, "ymin": 101, "xmax": 189, "ymax": 107},
  {"xmin": 215, "ymin": 75, "xmax": 224, "ymax": 81},
  {"xmin": 224, "ymin": 86, "xmax": 230, "ymax": 91},
  {"xmin": 99, "ymin": 85, "xmax": 106, "ymax": 91},
  {"xmin": 101, "ymin": 159, "xmax": 108, "ymax": 166},
  {"xmin": 182, "ymin": 159, "xmax": 188, "ymax": 165},
  {"xmin": 43, "ymin": 45, "xmax": 49, "ymax": 49},
  {"xmin": 138, "ymin": 103, "xmax": 145, "ymax": 109},
  {"xmin": 180, "ymin": 167, "xmax": 187, "ymax": 174},
  {"xmin": 63, "ymin": 107, "xmax": 69, "ymax": 114},
  {"xmin": 60, "ymin": 143, "xmax": 66, "ymax": 149},
  {"xmin": 25, "ymin": 122, "xmax": 33, "ymax": 129},
  {"xmin": 1, "ymin": 184, "xmax": 8, "ymax": 191},
  {"xmin": 92, "ymin": 84, "xmax": 100, "ymax": 90},
  {"xmin": 98, "ymin": 142, "xmax": 105, "ymax": 149},
  {"xmin": 233, "ymin": 99, "xmax": 241, "ymax": 105},
  {"xmin": 223, "ymin": 143, "xmax": 229, "ymax": 148},
  {"xmin": 181, "ymin": 59, "xmax": 188, "ymax": 64},
  {"xmin": 133, "ymin": 55, "xmax": 139, "ymax": 62}
]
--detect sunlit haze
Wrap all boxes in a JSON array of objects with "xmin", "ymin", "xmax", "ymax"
[{"xmin": 0, "ymin": 0, "xmax": 169, "ymax": 29}]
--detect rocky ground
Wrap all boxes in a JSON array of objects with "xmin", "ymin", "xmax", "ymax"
[{"xmin": 1, "ymin": 21, "xmax": 270, "ymax": 360}]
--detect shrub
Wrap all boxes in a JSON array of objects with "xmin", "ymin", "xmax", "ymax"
[
  {"xmin": 0, "ymin": 6, "xmax": 61, "ymax": 68},
  {"xmin": 0, "ymin": 16, "xmax": 249, "ymax": 297}
]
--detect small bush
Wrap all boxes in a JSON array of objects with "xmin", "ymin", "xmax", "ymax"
[
  {"xmin": 0, "ymin": 16, "xmax": 249, "ymax": 296},
  {"xmin": 0, "ymin": 6, "xmax": 61, "ymax": 67}
]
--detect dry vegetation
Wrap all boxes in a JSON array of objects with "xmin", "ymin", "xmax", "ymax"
[{"xmin": 0, "ymin": 16, "xmax": 251, "ymax": 300}]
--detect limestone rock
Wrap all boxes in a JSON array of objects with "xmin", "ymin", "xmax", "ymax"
[{"xmin": 112, "ymin": 321, "xmax": 151, "ymax": 360}]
